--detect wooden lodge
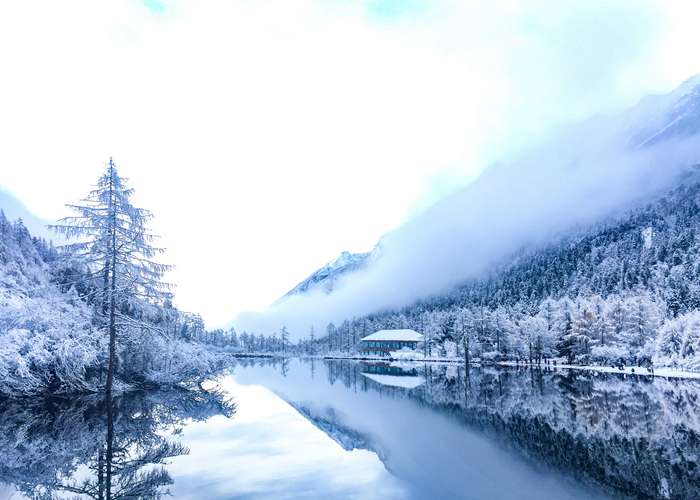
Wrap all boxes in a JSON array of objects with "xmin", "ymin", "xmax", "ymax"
[{"xmin": 359, "ymin": 329, "xmax": 424, "ymax": 357}]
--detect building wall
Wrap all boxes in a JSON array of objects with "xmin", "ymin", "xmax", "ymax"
[{"xmin": 361, "ymin": 340, "xmax": 418, "ymax": 356}]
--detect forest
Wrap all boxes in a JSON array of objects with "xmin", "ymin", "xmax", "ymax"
[
  {"xmin": 227, "ymin": 177, "xmax": 700, "ymax": 372},
  {"xmin": 0, "ymin": 160, "xmax": 224, "ymax": 397},
  {"xmin": 5, "ymin": 165, "xmax": 700, "ymax": 399}
]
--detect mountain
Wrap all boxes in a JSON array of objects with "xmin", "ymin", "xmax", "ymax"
[
  {"xmin": 281, "ymin": 248, "xmax": 378, "ymax": 299},
  {"xmin": 308, "ymin": 169, "xmax": 700, "ymax": 370},
  {"xmin": 630, "ymin": 73, "xmax": 700, "ymax": 148},
  {"xmin": 0, "ymin": 188, "xmax": 56, "ymax": 241},
  {"xmin": 244, "ymin": 75, "xmax": 700, "ymax": 371},
  {"xmin": 274, "ymin": 75, "xmax": 700, "ymax": 312}
]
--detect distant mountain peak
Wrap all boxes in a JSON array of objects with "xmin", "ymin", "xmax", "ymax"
[
  {"xmin": 279, "ymin": 245, "xmax": 380, "ymax": 301},
  {"xmin": 274, "ymin": 75, "xmax": 700, "ymax": 310},
  {"xmin": 632, "ymin": 73, "xmax": 700, "ymax": 148}
]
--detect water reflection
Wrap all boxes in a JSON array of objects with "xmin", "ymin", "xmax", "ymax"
[
  {"xmin": 2, "ymin": 359, "xmax": 700, "ymax": 499},
  {"xmin": 0, "ymin": 387, "xmax": 234, "ymax": 499},
  {"xmin": 233, "ymin": 358, "xmax": 700, "ymax": 500}
]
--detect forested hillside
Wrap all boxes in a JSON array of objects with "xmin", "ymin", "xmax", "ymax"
[
  {"xmin": 0, "ymin": 167, "xmax": 224, "ymax": 397},
  {"xmin": 0, "ymin": 211, "xmax": 102, "ymax": 395},
  {"xmin": 342, "ymin": 175, "xmax": 700, "ymax": 369},
  {"xmin": 246, "ymin": 174, "xmax": 700, "ymax": 371}
]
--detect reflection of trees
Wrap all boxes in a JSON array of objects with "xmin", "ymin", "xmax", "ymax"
[
  {"xmin": 0, "ymin": 387, "xmax": 235, "ymax": 499},
  {"xmin": 322, "ymin": 360, "xmax": 700, "ymax": 500}
]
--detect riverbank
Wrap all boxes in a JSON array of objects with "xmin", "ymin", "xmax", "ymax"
[
  {"xmin": 226, "ymin": 351, "xmax": 700, "ymax": 381},
  {"xmin": 320, "ymin": 353, "xmax": 700, "ymax": 380},
  {"xmin": 517, "ymin": 362, "xmax": 700, "ymax": 380}
]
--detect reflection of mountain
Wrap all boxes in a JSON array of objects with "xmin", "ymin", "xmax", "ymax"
[
  {"xmin": 0, "ymin": 387, "xmax": 235, "ymax": 499},
  {"xmin": 288, "ymin": 400, "xmax": 393, "ymax": 481},
  {"xmin": 289, "ymin": 402, "xmax": 376, "ymax": 453}
]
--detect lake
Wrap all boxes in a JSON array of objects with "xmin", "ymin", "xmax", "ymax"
[{"xmin": 1, "ymin": 359, "xmax": 699, "ymax": 499}]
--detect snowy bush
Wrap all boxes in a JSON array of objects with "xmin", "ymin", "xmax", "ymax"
[
  {"xmin": 653, "ymin": 311, "xmax": 700, "ymax": 371},
  {"xmin": 590, "ymin": 344, "xmax": 630, "ymax": 364},
  {"xmin": 141, "ymin": 336, "xmax": 227, "ymax": 386},
  {"xmin": 0, "ymin": 295, "xmax": 104, "ymax": 396},
  {"xmin": 0, "ymin": 215, "xmax": 105, "ymax": 396}
]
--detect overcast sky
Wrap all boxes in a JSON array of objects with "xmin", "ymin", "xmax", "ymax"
[{"xmin": 1, "ymin": 0, "xmax": 700, "ymax": 327}]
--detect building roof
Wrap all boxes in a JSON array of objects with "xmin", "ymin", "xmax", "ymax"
[{"xmin": 360, "ymin": 329, "xmax": 424, "ymax": 342}]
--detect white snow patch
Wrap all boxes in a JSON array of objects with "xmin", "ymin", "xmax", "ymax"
[{"xmin": 642, "ymin": 226, "xmax": 653, "ymax": 249}]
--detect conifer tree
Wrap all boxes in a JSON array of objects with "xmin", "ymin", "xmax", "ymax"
[{"xmin": 52, "ymin": 158, "xmax": 172, "ymax": 395}]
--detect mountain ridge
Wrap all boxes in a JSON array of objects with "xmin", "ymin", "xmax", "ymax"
[{"xmin": 277, "ymin": 74, "xmax": 700, "ymax": 311}]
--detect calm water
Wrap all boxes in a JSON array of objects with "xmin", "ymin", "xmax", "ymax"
[{"xmin": 2, "ymin": 359, "xmax": 699, "ymax": 499}]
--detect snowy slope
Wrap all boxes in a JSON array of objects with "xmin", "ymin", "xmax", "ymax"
[
  {"xmin": 630, "ymin": 73, "xmax": 700, "ymax": 148},
  {"xmin": 0, "ymin": 188, "xmax": 56, "ymax": 241},
  {"xmin": 280, "ymin": 248, "xmax": 377, "ymax": 299},
  {"xmin": 277, "ymin": 75, "xmax": 700, "ymax": 308},
  {"xmin": 0, "ymin": 211, "xmax": 104, "ymax": 395}
]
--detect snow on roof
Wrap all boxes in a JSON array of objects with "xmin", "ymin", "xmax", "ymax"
[
  {"xmin": 361, "ymin": 373, "xmax": 424, "ymax": 389},
  {"xmin": 360, "ymin": 329, "xmax": 424, "ymax": 342}
]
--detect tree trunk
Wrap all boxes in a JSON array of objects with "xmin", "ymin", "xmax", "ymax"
[
  {"xmin": 105, "ymin": 163, "xmax": 118, "ymax": 398},
  {"xmin": 97, "ymin": 447, "xmax": 104, "ymax": 500},
  {"xmin": 463, "ymin": 333, "xmax": 470, "ymax": 370},
  {"xmin": 105, "ymin": 395, "xmax": 114, "ymax": 499}
]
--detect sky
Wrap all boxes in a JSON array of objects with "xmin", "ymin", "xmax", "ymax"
[{"xmin": 1, "ymin": 1, "xmax": 700, "ymax": 327}]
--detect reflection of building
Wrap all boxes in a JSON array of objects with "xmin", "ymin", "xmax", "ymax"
[
  {"xmin": 359, "ymin": 329, "xmax": 424, "ymax": 357},
  {"xmin": 360, "ymin": 362, "xmax": 424, "ymax": 389}
]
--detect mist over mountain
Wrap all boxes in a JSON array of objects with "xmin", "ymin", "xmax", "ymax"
[
  {"xmin": 280, "ymin": 249, "xmax": 376, "ymax": 300},
  {"xmin": 235, "ymin": 75, "xmax": 700, "ymax": 338}
]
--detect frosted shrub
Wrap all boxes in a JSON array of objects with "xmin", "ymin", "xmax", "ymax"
[{"xmin": 653, "ymin": 311, "xmax": 700, "ymax": 371}]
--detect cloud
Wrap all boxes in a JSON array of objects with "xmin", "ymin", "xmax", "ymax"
[
  {"xmin": 1, "ymin": 1, "xmax": 699, "ymax": 327},
  {"xmin": 142, "ymin": 0, "xmax": 167, "ymax": 15},
  {"xmin": 362, "ymin": 0, "xmax": 428, "ymax": 21}
]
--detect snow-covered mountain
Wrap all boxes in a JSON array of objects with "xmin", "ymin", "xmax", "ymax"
[
  {"xmin": 0, "ymin": 188, "xmax": 55, "ymax": 241},
  {"xmin": 270, "ymin": 75, "xmax": 700, "ymax": 317},
  {"xmin": 280, "ymin": 247, "xmax": 379, "ymax": 299},
  {"xmin": 630, "ymin": 73, "xmax": 700, "ymax": 148}
]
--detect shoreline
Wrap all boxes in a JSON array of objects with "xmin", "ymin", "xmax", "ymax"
[{"xmin": 228, "ymin": 352, "xmax": 700, "ymax": 381}]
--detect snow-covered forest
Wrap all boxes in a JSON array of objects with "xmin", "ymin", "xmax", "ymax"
[
  {"xmin": 230, "ymin": 177, "xmax": 700, "ymax": 372},
  {"xmin": 0, "ymin": 161, "xmax": 224, "ymax": 397}
]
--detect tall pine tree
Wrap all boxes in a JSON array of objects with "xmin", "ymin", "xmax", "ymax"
[{"xmin": 52, "ymin": 158, "xmax": 172, "ymax": 395}]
